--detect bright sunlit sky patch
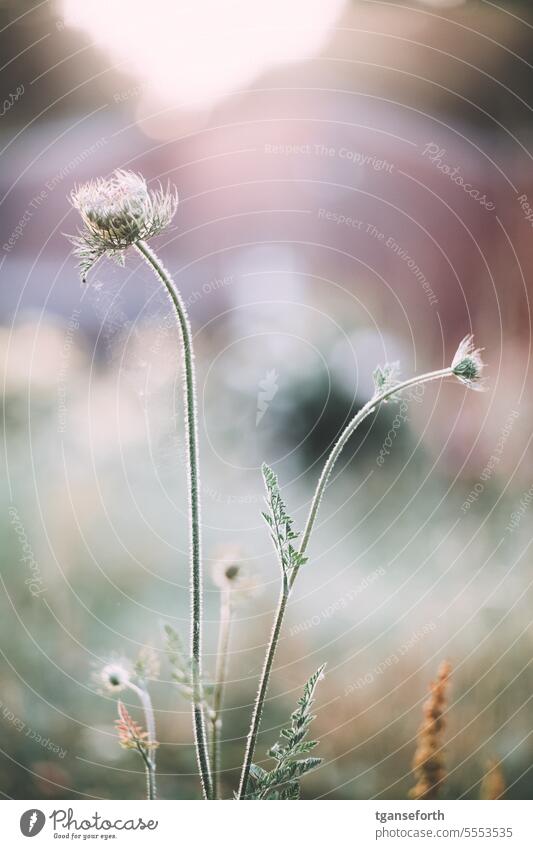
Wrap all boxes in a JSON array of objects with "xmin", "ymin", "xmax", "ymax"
[{"xmin": 61, "ymin": 0, "xmax": 346, "ymax": 110}]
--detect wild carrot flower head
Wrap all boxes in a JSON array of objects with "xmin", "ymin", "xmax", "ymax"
[
  {"xmin": 98, "ymin": 660, "xmax": 132, "ymax": 694},
  {"xmin": 68, "ymin": 170, "xmax": 178, "ymax": 281},
  {"xmin": 451, "ymin": 335, "xmax": 485, "ymax": 390}
]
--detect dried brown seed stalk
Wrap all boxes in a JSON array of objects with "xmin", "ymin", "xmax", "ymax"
[{"xmin": 410, "ymin": 661, "xmax": 452, "ymax": 801}]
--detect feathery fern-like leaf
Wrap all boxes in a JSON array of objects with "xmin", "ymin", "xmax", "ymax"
[
  {"xmin": 163, "ymin": 624, "xmax": 213, "ymax": 713},
  {"xmin": 261, "ymin": 463, "xmax": 307, "ymax": 588},
  {"xmin": 247, "ymin": 664, "xmax": 325, "ymax": 799},
  {"xmin": 164, "ymin": 623, "xmax": 192, "ymax": 692}
]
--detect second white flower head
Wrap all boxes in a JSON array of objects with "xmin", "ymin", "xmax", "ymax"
[{"xmin": 99, "ymin": 661, "xmax": 132, "ymax": 693}]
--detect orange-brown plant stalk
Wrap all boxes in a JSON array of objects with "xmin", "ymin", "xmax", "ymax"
[
  {"xmin": 410, "ymin": 661, "xmax": 452, "ymax": 800},
  {"xmin": 480, "ymin": 758, "xmax": 506, "ymax": 799}
]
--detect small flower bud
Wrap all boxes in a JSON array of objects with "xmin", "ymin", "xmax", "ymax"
[
  {"xmin": 372, "ymin": 361, "xmax": 401, "ymax": 400},
  {"xmin": 116, "ymin": 701, "xmax": 158, "ymax": 752},
  {"xmin": 451, "ymin": 335, "xmax": 485, "ymax": 390}
]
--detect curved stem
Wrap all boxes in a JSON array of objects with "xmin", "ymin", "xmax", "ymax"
[
  {"xmin": 290, "ymin": 367, "xmax": 452, "ymax": 588},
  {"xmin": 238, "ymin": 366, "xmax": 453, "ymax": 798},
  {"xmin": 129, "ymin": 682, "xmax": 157, "ymax": 800},
  {"xmin": 238, "ymin": 581, "xmax": 288, "ymax": 799},
  {"xmin": 210, "ymin": 592, "xmax": 233, "ymax": 799},
  {"xmin": 135, "ymin": 240, "xmax": 212, "ymax": 800}
]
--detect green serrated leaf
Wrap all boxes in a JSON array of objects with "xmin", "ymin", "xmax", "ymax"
[
  {"xmin": 245, "ymin": 664, "xmax": 326, "ymax": 800},
  {"xmin": 261, "ymin": 463, "xmax": 306, "ymax": 584}
]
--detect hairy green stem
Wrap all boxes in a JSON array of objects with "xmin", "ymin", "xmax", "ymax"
[
  {"xmin": 210, "ymin": 592, "xmax": 233, "ymax": 798},
  {"xmin": 238, "ymin": 581, "xmax": 288, "ymax": 799},
  {"xmin": 137, "ymin": 745, "xmax": 157, "ymax": 801},
  {"xmin": 135, "ymin": 240, "xmax": 212, "ymax": 800},
  {"xmin": 238, "ymin": 366, "xmax": 453, "ymax": 798},
  {"xmin": 291, "ymin": 367, "xmax": 453, "ymax": 586}
]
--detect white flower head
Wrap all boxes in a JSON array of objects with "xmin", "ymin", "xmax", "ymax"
[
  {"xmin": 68, "ymin": 170, "xmax": 178, "ymax": 282},
  {"xmin": 211, "ymin": 549, "xmax": 260, "ymax": 605},
  {"xmin": 98, "ymin": 660, "xmax": 132, "ymax": 694},
  {"xmin": 451, "ymin": 335, "xmax": 485, "ymax": 391}
]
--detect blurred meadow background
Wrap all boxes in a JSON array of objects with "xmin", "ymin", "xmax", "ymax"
[{"xmin": 0, "ymin": 0, "xmax": 532, "ymax": 800}]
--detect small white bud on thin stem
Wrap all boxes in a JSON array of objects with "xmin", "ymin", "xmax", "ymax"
[{"xmin": 451, "ymin": 334, "xmax": 486, "ymax": 391}]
